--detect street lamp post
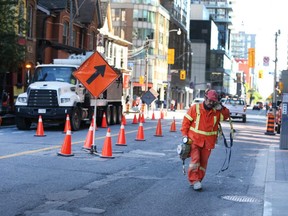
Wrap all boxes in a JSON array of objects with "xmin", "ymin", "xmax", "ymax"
[
  {"xmin": 166, "ymin": 28, "xmax": 181, "ymax": 110},
  {"xmin": 273, "ymin": 30, "xmax": 280, "ymax": 115}
]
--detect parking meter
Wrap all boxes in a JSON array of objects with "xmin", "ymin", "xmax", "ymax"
[{"xmin": 280, "ymin": 93, "xmax": 288, "ymax": 149}]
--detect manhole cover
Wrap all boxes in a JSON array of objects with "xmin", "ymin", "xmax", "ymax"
[{"xmin": 221, "ymin": 195, "xmax": 262, "ymax": 203}]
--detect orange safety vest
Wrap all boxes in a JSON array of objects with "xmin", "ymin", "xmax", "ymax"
[{"xmin": 181, "ymin": 103, "xmax": 230, "ymax": 149}]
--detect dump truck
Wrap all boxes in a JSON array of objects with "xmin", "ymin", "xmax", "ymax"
[{"xmin": 15, "ymin": 52, "xmax": 123, "ymax": 131}]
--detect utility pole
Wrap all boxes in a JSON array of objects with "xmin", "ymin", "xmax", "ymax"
[
  {"xmin": 145, "ymin": 37, "xmax": 149, "ymax": 92},
  {"xmin": 273, "ymin": 30, "xmax": 280, "ymax": 115}
]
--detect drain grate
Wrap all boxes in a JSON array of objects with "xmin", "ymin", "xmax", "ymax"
[{"xmin": 221, "ymin": 195, "xmax": 262, "ymax": 203}]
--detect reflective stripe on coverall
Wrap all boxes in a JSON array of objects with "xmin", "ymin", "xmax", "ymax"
[{"xmin": 181, "ymin": 103, "xmax": 230, "ymax": 184}]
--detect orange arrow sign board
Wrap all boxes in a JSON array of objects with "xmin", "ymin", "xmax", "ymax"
[{"xmin": 73, "ymin": 52, "xmax": 121, "ymax": 97}]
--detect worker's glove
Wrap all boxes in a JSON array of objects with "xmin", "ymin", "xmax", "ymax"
[{"xmin": 214, "ymin": 102, "xmax": 223, "ymax": 111}]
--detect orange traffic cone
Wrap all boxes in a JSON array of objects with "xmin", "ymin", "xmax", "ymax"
[
  {"xmin": 101, "ymin": 112, "xmax": 108, "ymax": 128},
  {"xmin": 135, "ymin": 122, "xmax": 145, "ymax": 141},
  {"xmin": 265, "ymin": 112, "xmax": 276, "ymax": 135},
  {"xmin": 57, "ymin": 130, "xmax": 74, "ymax": 156},
  {"xmin": 170, "ymin": 117, "xmax": 177, "ymax": 132},
  {"xmin": 151, "ymin": 111, "xmax": 155, "ymax": 120},
  {"xmin": 132, "ymin": 114, "xmax": 138, "ymax": 124},
  {"xmin": 121, "ymin": 114, "xmax": 127, "ymax": 125},
  {"xmin": 154, "ymin": 119, "xmax": 163, "ymax": 137},
  {"xmin": 63, "ymin": 114, "xmax": 71, "ymax": 133},
  {"xmin": 100, "ymin": 128, "xmax": 114, "ymax": 158},
  {"xmin": 116, "ymin": 124, "xmax": 127, "ymax": 146},
  {"xmin": 83, "ymin": 124, "xmax": 94, "ymax": 150},
  {"xmin": 34, "ymin": 115, "xmax": 46, "ymax": 137},
  {"xmin": 160, "ymin": 110, "xmax": 164, "ymax": 119}
]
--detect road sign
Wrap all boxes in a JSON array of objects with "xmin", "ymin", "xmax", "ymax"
[
  {"xmin": 73, "ymin": 52, "xmax": 121, "ymax": 97},
  {"xmin": 141, "ymin": 90, "xmax": 157, "ymax": 105}
]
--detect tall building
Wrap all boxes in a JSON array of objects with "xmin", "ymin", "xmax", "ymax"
[
  {"xmin": 160, "ymin": 0, "xmax": 192, "ymax": 109},
  {"xmin": 190, "ymin": 0, "xmax": 235, "ymax": 96},
  {"xmin": 109, "ymin": 0, "xmax": 171, "ymax": 109}
]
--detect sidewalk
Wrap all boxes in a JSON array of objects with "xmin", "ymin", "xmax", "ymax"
[{"xmin": 263, "ymin": 139, "xmax": 288, "ymax": 216}]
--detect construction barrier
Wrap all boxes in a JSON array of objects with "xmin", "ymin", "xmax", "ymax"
[{"xmin": 265, "ymin": 112, "xmax": 276, "ymax": 135}]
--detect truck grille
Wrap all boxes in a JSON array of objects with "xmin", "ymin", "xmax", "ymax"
[{"xmin": 28, "ymin": 89, "xmax": 58, "ymax": 107}]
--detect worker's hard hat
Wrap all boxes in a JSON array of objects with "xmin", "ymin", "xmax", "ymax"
[{"xmin": 205, "ymin": 90, "xmax": 218, "ymax": 102}]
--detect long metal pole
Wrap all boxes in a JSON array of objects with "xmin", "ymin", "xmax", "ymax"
[
  {"xmin": 166, "ymin": 64, "xmax": 171, "ymax": 110},
  {"xmin": 273, "ymin": 31, "xmax": 279, "ymax": 116},
  {"xmin": 145, "ymin": 39, "xmax": 149, "ymax": 116}
]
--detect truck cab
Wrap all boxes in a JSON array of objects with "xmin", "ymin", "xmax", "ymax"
[{"xmin": 15, "ymin": 53, "xmax": 123, "ymax": 131}]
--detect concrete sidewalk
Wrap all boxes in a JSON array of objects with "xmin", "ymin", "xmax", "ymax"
[{"xmin": 263, "ymin": 141, "xmax": 288, "ymax": 216}]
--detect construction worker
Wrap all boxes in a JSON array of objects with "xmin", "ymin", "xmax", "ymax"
[{"xmin": 181, "ymin": 89, "xmax": 230, "ymax": 191}]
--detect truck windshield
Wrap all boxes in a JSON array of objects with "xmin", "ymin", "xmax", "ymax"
[{"xmin": 33, "ymin": 66, "xmax": 77, "ymax": 84}]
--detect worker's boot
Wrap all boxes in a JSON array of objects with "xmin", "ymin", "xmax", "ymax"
[{"xmin": 193, "ymin": 181, "xmax": 202, "ymax": 191}]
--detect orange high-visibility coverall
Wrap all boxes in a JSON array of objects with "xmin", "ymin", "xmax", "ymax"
[{"xmin": 181, "ymin": 103, "xmax": 230, "ymax": 185}]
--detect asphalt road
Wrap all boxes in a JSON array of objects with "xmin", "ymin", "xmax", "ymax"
[{"xmin": 0, "ymin": 108, "xmax": 279, "ymax": 216}]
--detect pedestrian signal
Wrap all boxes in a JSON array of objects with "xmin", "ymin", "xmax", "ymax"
[{"xmin": 180, "ymin": 70, "xmax": 186, "ymax": 80}]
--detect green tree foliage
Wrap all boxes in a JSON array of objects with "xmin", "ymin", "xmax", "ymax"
[{"xmin": 0, "ymin": 1, "xmax": 26, "ymax": 75}]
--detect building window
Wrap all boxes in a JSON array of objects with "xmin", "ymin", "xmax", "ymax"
[
  {"xmin": 18, "ymin": 1, "xmax": 25, "ymax": 36},
  {"xmin": 27, "ymin": 4, "xmax": 33, "ymax": 38},
  {"xmin": 63, "ymin": 22, "xmax": 69, "ymax": 45}
]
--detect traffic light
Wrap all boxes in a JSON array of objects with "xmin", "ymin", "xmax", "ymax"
[
  {"xmin": 139, "ymin": 75, "xmax": 144, "ymax": 84},
  {"xmin": 279, "ymin": 81, "xmax": 284, "ymax": 92},
  {"xmin": 168, "ymin": 49, "xmax": 175, "ymax": 65},
  {"xmin": 248, "ymin": 48, "xmax": 255, "ymax": 68},
  {"xmin": 180, "ymin": 70, "xmax": 186, "ymax": 80},
  {"xmin": 258, "ymin": 70, "xmax": 263, "ymax": 79}
]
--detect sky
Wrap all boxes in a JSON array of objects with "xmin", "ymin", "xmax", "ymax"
[{"xmin": 233, "ymin": 0, "xmax": 287, "ymax": 98}]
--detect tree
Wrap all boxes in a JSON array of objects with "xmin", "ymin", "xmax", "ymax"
[{"xmin": 0, "ymin": 1, "xmax": 26, "ymax": 93}]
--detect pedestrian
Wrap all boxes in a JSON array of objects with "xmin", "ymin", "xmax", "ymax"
[{"xmin": 180, "ymin": 89, "xmax": 230, "ymax": 191}]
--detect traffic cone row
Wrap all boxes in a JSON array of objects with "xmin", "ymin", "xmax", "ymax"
[{"xmin": 36, "ymin": 111, "xmax": 178, "ymax": 159}]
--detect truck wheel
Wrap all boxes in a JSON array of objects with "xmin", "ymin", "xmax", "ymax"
[
  {"xmin": 116, "ymin": 105, "xmax": 122, "ymax": 124},
  {"xmin": 70, "ymin": 108, "xmax": 81, "ymax": 131},
  {"xmin": 16, "ymin": 117, "xmax": 32, "ymax": 130},
  {"xmin": 106, "ymin": 106, "xmax": 111, "ymax": 125},
  {"xmin": 111, "ymin": 106, "xmax": 117, "ymax": 125}
]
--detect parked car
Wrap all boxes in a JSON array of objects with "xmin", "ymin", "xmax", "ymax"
[
  {"xmin": 222, "ymin": 98, "xmax": 247, "ymax": 122},
  {"xmin": 252, "ymin": 101, "xmax": 264, "ymax": 110},
  {"xmin": 191, "ymin": 98, "xmax": 204, "ymax": 107}
]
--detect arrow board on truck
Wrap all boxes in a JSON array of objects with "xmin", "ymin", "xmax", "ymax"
[{"xmin": 73, "ymin": 51, "xmax": 121, "ymax": 97}]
